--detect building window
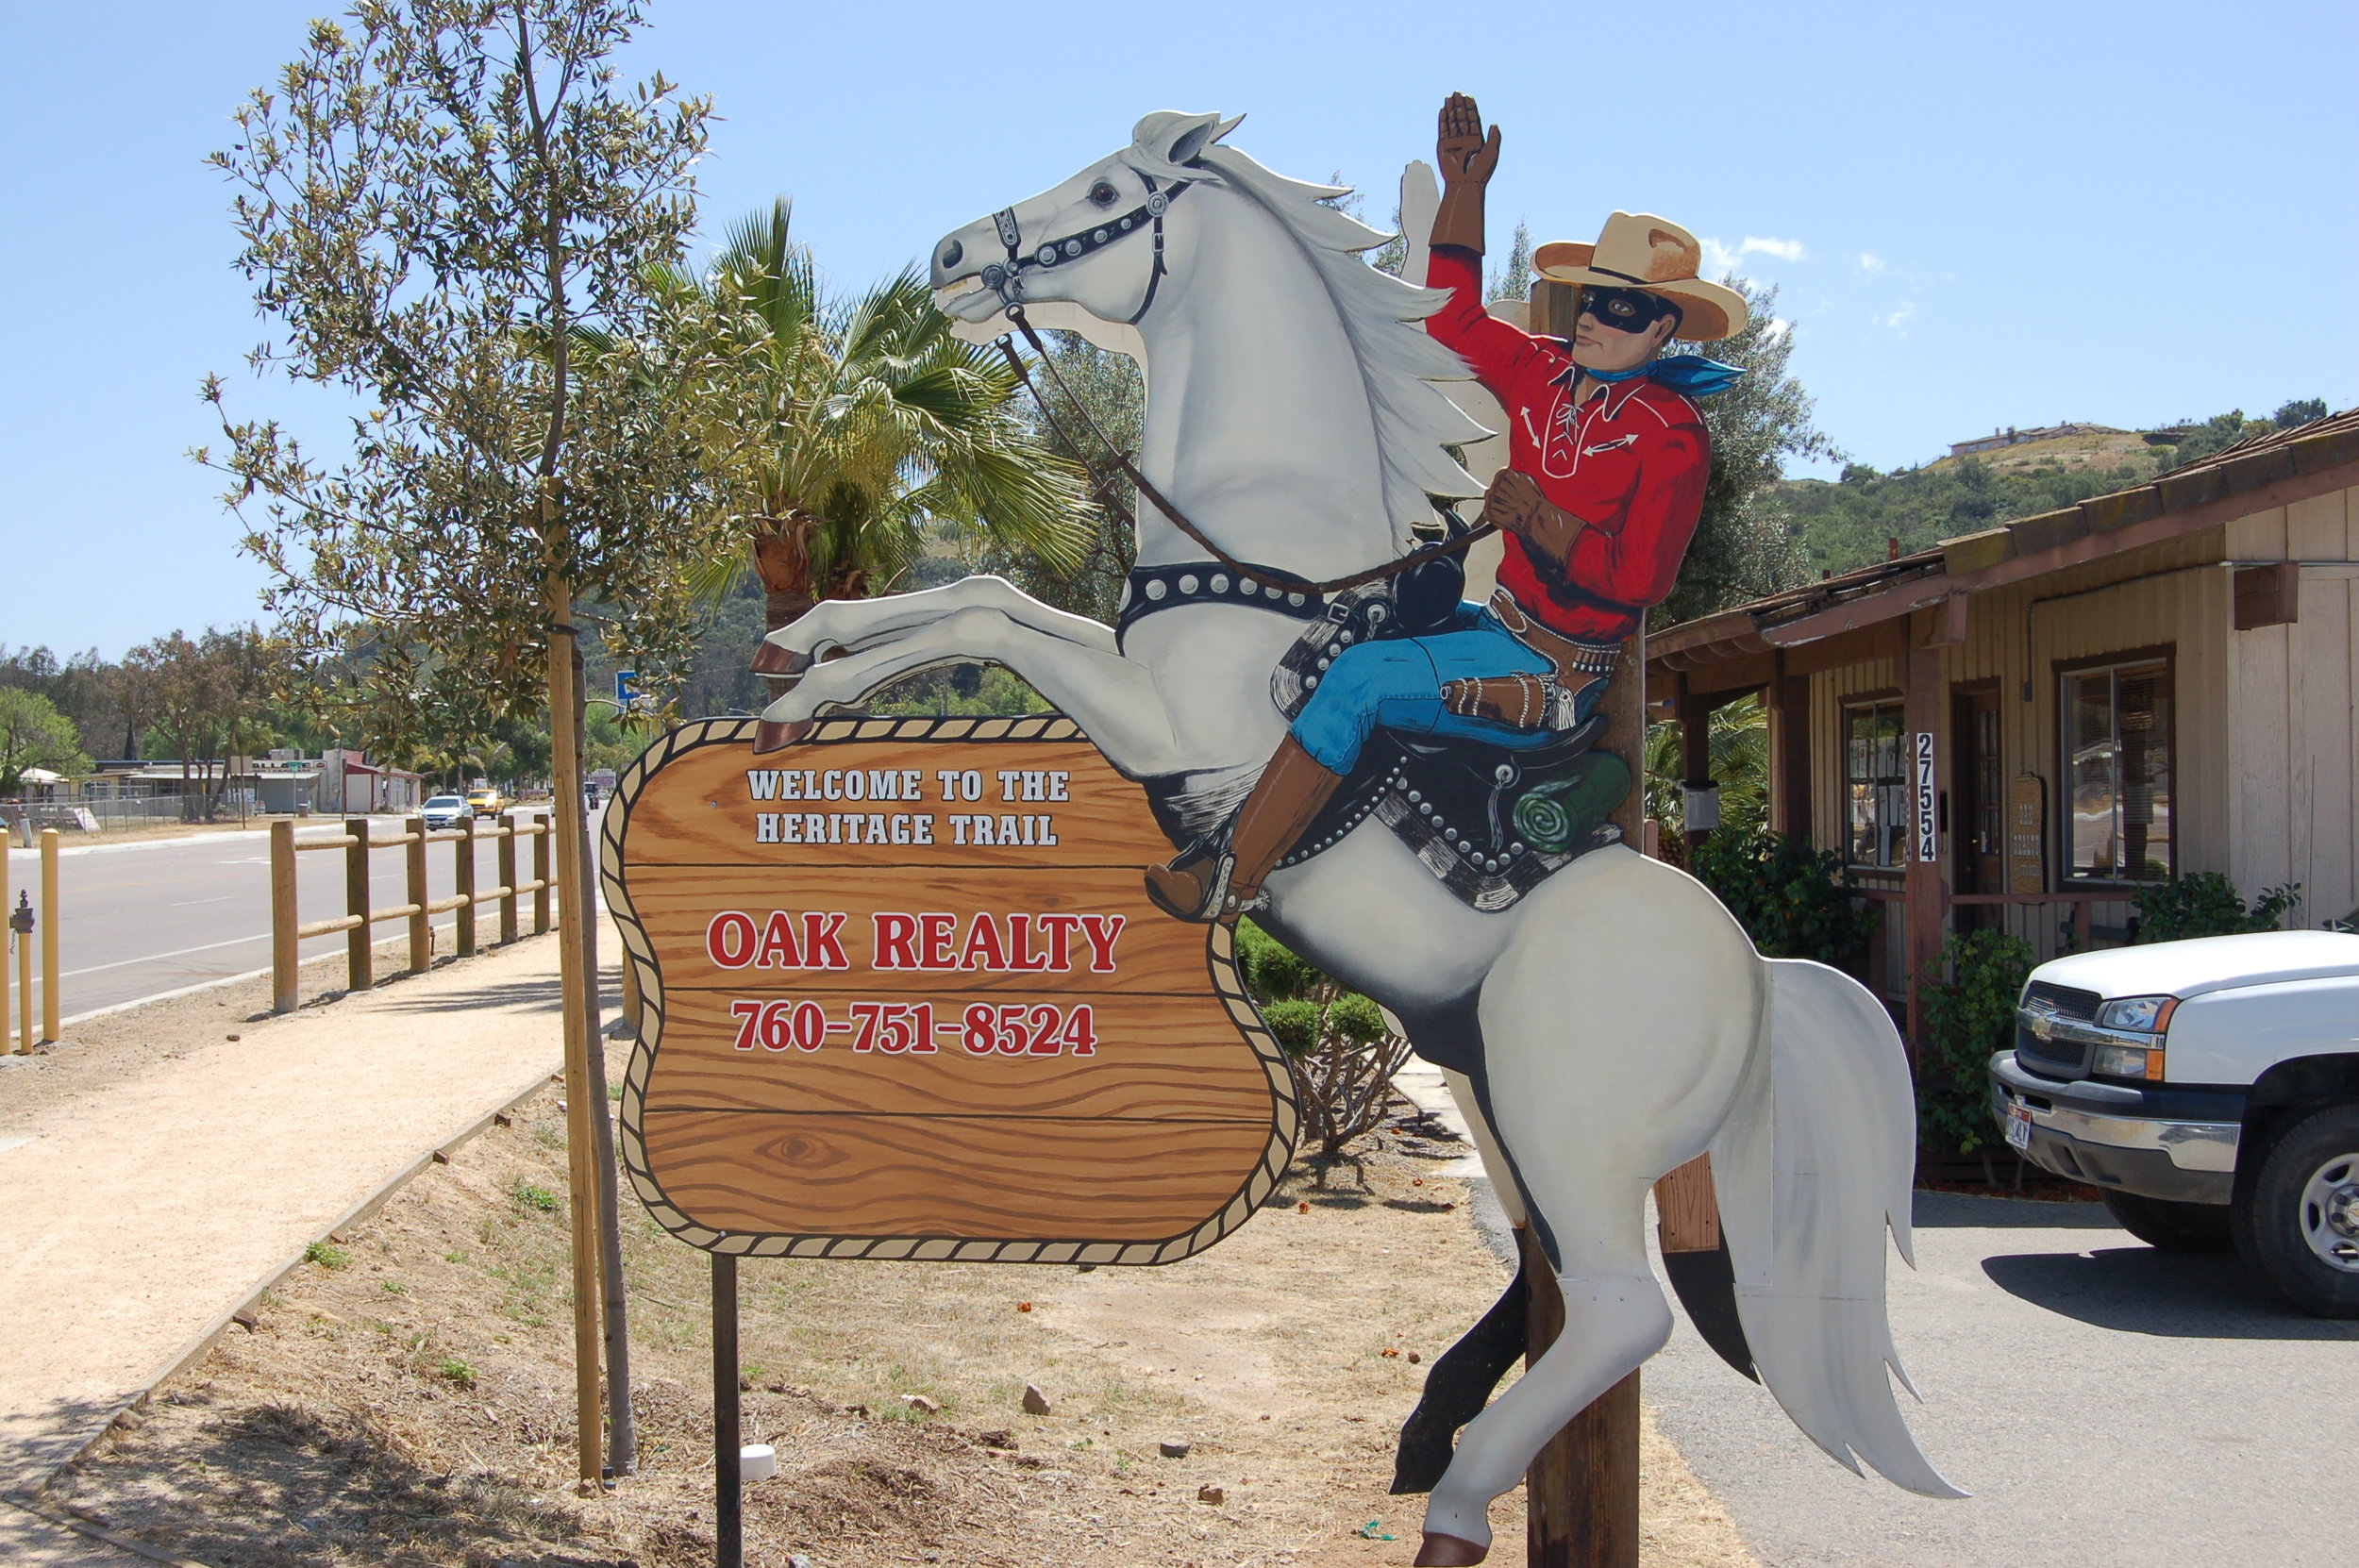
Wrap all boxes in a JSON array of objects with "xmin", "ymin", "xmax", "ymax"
[
  {"xmin": 1844, "ymin": 701, "xmax": 1908, "ymax": 869},
  {"xmin": 2061, "ymin": 657, "xmax": 2173, "ymax": 882}
]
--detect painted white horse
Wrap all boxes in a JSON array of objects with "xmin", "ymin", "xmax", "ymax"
[{"xmin": 752, "ymin": 112, "xmax": 1960, "ymax": 1562}]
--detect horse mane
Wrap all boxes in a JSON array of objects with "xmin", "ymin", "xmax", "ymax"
[{"xmin": 1122, "ymin": 118, "xmax": 1490, "ymax": 545}]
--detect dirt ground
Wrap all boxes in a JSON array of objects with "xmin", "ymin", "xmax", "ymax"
[{"xmin": 46, "ymin": 1059, "xmax": 1758, "ymax": 1568}]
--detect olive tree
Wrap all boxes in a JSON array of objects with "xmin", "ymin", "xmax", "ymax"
[{"xmin": 197, "ymin": 0, "xmax": 716, "ymax": 1482}]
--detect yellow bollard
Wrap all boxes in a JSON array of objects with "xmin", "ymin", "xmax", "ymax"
[{"xmin": 41, "ymin": 827, "xmax": 59, "ymax": 1042}]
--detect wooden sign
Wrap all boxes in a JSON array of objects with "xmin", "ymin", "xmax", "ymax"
[
  {"xmin": 598, "ymin": 715, "xmax": 1297, "ymax": 1264},
  {"xmin": 2007, "ymin": 773, "xmax": 2047, "ymax": 894}
]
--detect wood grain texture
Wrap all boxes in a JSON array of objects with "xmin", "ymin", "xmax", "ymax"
[
  {"xmin": 643, "ymin": 989, "xmax": 1273, "ymax": 1121},
  {"xmin": 1652, "ymin": 1155, "xmax": 1721, "ymax": 1254},
  {"xmin": 601, "ymin": 718, "xmax": 1297, "ymax": 1260},
  {"xmin": 639, "ymin": 1110, "xmax": 1274, "ymax": 1241},
  {"xmin": 620, "ymin": 732, "xmax": 1167, "ymax": 869},
  {"xmin": 627, "ymin": 863, "xmax": 1205, "ymax": 994}
]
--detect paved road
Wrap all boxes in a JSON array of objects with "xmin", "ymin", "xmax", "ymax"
[
  {"xmin": 4, "ymin": 809, "xmax": 596, "ymax": 1020},
  {"xmin": 1646, "ymin": 1193, "xmax": 2359, "ymax": 1567}
]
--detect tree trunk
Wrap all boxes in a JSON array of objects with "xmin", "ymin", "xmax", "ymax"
[{"xmin": 751, "ymin": 514, "xmax": 819, "ymax": 636}]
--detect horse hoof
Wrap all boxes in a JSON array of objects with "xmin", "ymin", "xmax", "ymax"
[
  {"xmin": 1413, "ymin": 1533, "xmax": 1487, "ymax": 1566},
  {"xmin": 749, "ymin": 642, "xmax": 810, "ymax": 677},
  {"xmin": 752, "ymin": 719, "xmax": 810, "ymax": 754}
]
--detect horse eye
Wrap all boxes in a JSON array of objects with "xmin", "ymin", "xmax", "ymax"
[{"xmin": 1088, "ymin": 179, "xmax": 1119, "ymax": 208}]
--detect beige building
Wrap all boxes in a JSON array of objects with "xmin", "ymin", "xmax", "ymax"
[{"xmin": 1648, "ymin": 410, "xmax": 2359, "ymax": 1035}]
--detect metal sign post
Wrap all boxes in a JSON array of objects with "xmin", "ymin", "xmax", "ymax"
[{"xmin": 711, "ymin": 1252, "xmax": 743, "ymax": 1568}]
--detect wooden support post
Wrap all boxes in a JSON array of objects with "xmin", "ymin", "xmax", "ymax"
[
  {"xmin": 1769, "ymin": 666, "xmax": 1812, "ymax": 842},
  {"xmin": 271, "ymin": 819, "xmax": 298, "ymax": 1014},
  {"xmin": 533, "ymin": 812, "xmax": 552, "ymax": 935},
  {"xmin": 407, "ymin": 814, "xmax": 431, "ymax": 974},
  {"xmin": 39, "ymin": 828, "xmax": 59, "ymax": 1042},
  {"xmin": 344, "ymin": 817, "xmax": 373, "ymax": 993},
  {"xmin": 3, "ymin": 825, "xmax": 12, "ymax": 1052},
  {"xmin": 1902, "ymin": 613, "xmax": 1948, "ymax": 1048},
  {"xmin": 712, "ymin": 1251, "xmax": 743, "ymax": 1568},
  {"xmin": 1522, "ymin": 1227, "xmax": 1639, "ymax": 1567},
  {"xmin": 498, "ymin": 810, "xmax": 521, "ymax": 945},
  {"xmin": 455, "ymin": 815, "xmax": 477, "ymax": 958}
]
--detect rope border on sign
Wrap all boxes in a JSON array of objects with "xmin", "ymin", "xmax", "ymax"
[{"xmin": 598, "ymin": 713, "xmax": 1301, "ymax": 1264}]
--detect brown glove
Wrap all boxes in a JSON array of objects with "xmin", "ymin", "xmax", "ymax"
[
  {"xmin": 1431, "ymin": 92, "xmax": 1498, "ymax": 256},
  {"xmin": 1484, "ymin": 469, "xmax": 1588, "ymax": 575}
]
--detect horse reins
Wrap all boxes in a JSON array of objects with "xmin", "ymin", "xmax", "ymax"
[{"xmin": 998, "ymin": 317, "xmax": 1497, "ymax": 599}]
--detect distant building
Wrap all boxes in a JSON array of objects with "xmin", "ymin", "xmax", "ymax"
[{"xmin": 1949, "ymin": 422, "xmax": 2124, "ymax": 459}]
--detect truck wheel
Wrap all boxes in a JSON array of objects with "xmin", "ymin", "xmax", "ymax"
[
  {"xmin": 2099, "ymin": 1189, "xmax": 2234, "ymax": 1254},
  {"xmin": 2233, "ymin": 1103, "xmax": 2359, "ymax": 1318}
]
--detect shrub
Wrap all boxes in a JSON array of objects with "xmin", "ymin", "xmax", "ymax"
[
  {"xmin": 1917, "ymin": 927, "xmax": 2036, "ymax": 1155},
  {"xmin": 2133, "ymin": 872, "xmax": 2300, "ymax": 942},
  {"xmin": 1687, "ymin": 826, "xmax": 1876, "ymax": 968},
  {"xmin": 303, "ymin": 1241, "xmax": 351, "ymax": 1270},
  {"xmin": 1234, "ymin": 921, "xmax": 1411, "ymax": 1158}
]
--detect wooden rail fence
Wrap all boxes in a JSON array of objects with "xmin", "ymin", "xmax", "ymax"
[{"xmin": 269, "ymin": 810, "xmax": 557, "ymax": 1013}]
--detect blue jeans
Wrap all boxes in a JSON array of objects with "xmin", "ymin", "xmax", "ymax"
[{"xmin": 1290, "ymin": 605, "xmax": 1602, "ymax": 774}]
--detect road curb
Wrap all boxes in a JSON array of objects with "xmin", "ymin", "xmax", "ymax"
[{"xmin": 17, "ymin": 1063, "xmax": 566, "ymax": 1502}]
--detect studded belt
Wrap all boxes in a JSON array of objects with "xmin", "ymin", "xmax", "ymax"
[{"xmin": 1117, "ymin": 560, "xmax": 1328, "ymax": 644}]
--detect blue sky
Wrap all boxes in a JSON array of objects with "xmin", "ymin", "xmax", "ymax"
[{"xmin": 3, "ymin": 0, "xmax": 2351, "ymax": 659}]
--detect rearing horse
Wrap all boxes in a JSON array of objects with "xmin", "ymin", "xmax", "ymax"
[{"xmin": 751, "ymin": 111, "xmax": 1959, "ymax": 1562}]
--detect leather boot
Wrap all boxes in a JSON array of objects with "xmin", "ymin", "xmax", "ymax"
[{"xmin": 1145, "ymin": 736, "xmax": 1344, "ymax": 924}]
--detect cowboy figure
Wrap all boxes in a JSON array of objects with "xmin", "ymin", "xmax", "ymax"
[{"xmin": 1147, "ymin": 92, "xmax": 1748, "ymax": 925}]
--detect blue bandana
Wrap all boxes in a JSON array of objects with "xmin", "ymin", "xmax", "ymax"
[{"xmin": 1554, "ymin": 353, "xmax": 1746, "ymax": 398}]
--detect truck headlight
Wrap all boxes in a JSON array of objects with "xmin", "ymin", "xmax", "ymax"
[
  {"xmin": 2091, "ymin": 1042, "xmax": 2166, "ymax": 1080},
  {"xmin": 2096, "ymin": 994, "xmax": 2178, "ymax": 1032}
]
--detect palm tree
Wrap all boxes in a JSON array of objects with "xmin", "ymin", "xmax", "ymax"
[{"xmin": 670, "ymin": 200, "xmax": 1091, "ymax": 632}]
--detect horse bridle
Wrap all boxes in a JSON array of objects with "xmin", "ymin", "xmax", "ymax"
[
  {"xmin": 980, "ymin": 171, "xmax": 1191, "ymax": 325},
  {"xmin": 979, "ymin": 163, "xmax": 1500, "ymax": 601}
]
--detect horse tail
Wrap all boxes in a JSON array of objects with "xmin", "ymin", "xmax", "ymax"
[{"xmin": 1706, "ymin": 957, "xmax": 1966, "ymax": 1498}]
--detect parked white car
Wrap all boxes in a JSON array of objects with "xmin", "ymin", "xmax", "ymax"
[
  {"xmin": 1990, "ymin": 929, "xmax": 2359, "ymax": 1316},
  {"xmin": 421, "ymin": 794, "xmax": 474, "ymax": 829}
]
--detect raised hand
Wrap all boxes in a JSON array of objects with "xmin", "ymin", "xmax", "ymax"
[{"xmin": 1437, "ymin": 92, "xmax": 1501, "ymax": 187}]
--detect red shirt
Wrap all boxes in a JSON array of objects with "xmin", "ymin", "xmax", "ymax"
[{"xmin": 1425, "ymin": 247, "xmax": 1712, "ymax": 644}]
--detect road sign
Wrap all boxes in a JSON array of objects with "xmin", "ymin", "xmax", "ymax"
[
  {"xmin": 600, "ymin": 714, "xmax": 1296, "ymax": 1264},
  {"xmin": 616, "ymin": 669, "xmax": 640, "ymax": 708}
]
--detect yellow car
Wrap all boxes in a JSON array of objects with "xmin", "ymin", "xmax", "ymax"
[{"xmin": 465, "ymin": 787, "xmax": 507, "ymax": 816}]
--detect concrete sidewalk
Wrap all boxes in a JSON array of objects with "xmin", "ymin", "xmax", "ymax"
[{"xmin": 0, "ymin": 929, "xmax": 600, "ymax": 1507}]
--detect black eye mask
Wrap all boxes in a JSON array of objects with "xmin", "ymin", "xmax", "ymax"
[{"xmin": 1578, "ymin": 285, "xmax": 1682, "ymax": 335}]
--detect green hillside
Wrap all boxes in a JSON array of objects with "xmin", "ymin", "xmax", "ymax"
[{"xmin": 1783, "ymin": 401, "xmax": 2330, "ymax": 578}]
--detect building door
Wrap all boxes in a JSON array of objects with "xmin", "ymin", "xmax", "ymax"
[{"xmin": 1952, "ymin": 687, "xmax": 2003, "ymax": 919}]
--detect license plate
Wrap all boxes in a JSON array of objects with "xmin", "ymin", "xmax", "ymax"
[{"xmin": 2004, "ymin": 1100, "xmax": 2033, "ymax": 1152}]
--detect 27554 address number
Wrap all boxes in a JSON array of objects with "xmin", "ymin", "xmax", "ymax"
[{"xmin": 728, "ymin": 999, "xmax": 1096, "ymax": 1058}]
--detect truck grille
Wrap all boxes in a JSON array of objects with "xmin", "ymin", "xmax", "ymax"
[
  {"xmin": 2016, "ymin": 981, "xmax": 2103, "ymax": 1079},
  {"xmin": 2023, "ymin": 981, "xmax": 2100, "ymax": 1020}
]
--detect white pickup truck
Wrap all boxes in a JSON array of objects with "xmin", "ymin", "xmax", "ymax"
[{"xmin": 1988, "ymin": 929, "xmax": 2359, "ymax": 1317}]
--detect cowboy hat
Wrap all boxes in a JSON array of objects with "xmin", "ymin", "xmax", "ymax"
[{"xmin": 1533, "ymin": 212, "xmax": 1748, "ymax": 342}]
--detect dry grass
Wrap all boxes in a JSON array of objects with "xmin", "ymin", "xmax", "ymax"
[{"xmin": 50, "ymin": 1052, "xmax": 1756, "ymax": 1568}]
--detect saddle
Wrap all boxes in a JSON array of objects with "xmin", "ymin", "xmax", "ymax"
[{"xmin": 1264, "ymin": 583, "xmax": 1631, "ymax": 913}]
